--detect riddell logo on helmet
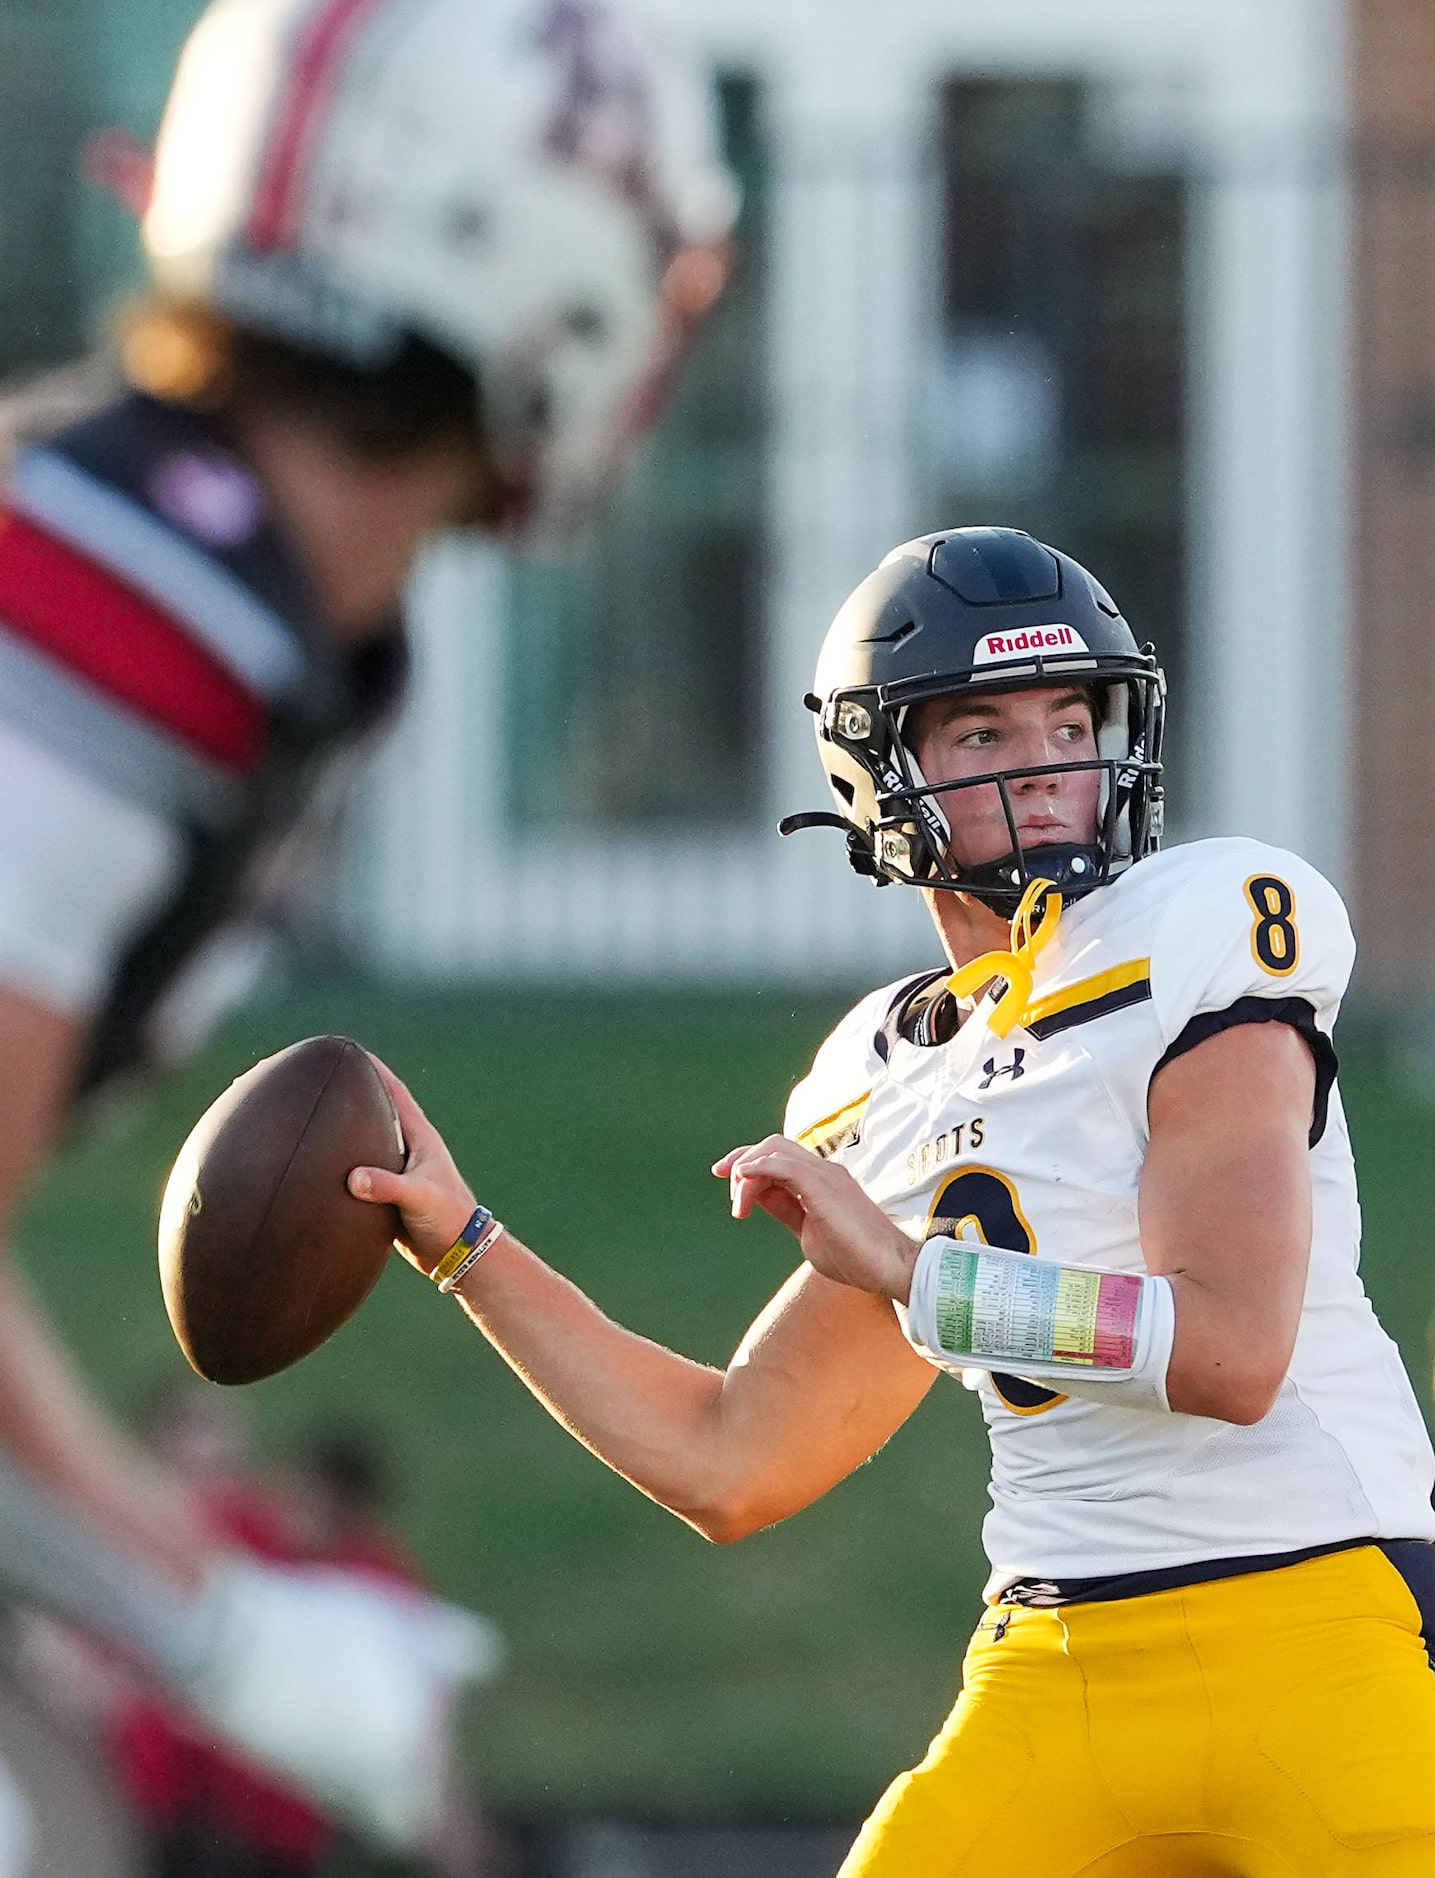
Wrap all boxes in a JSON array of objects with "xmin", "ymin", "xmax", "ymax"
[{"xmin": 973, "ymin": 625, "xmax": 1090, "ymax": 664}]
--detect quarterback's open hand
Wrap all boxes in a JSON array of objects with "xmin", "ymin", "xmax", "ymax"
[
  {"xmin": 713, "ymin": 1136, "xmax": 918, "ymax": 1303},
  {"xmin": 348, "ymin": 1058, "xmax": 477, "ymax": 1277}
]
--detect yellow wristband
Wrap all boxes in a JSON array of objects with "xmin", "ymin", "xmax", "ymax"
[{"xmin": 432, "ymin": 1205, "xmax": 498, "ymax": 1287}]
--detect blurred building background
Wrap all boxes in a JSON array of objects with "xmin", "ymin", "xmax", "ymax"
[
  {"xmin": 9, "ymin": 0, "xmax": 1418, "ymax": 990},
  {"xmin": 358, "ymin": 0, "xmax": 1358, "ymax": 985},
  {"xmin": 8, "ymin": 2, "xmax": 1435, "ymax": 1872}
]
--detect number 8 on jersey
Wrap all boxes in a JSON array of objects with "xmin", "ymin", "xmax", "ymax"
[{"xmin": 1246, "ymin": 874, "xmax": 1300, "ymax": 977}]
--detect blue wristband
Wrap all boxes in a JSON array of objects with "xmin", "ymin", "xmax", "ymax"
[{"xmin": 432, "ymin": 1205, "xmax": 501, "ymax": 1290}]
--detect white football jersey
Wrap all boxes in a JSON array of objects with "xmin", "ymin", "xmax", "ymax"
[{"xmin": 785, "ymin": 837, "xmax": 1435, "ymax": 1592}]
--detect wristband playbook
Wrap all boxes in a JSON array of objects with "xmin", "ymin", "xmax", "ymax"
[{"xmin": 905, "ymin": 1236, "xmax": 1175, "ymax": 1412}]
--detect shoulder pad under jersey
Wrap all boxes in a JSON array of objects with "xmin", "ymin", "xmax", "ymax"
[{"xmin": 1138, "ymin": 837, "xmax": 1355, "ymax": 1044}]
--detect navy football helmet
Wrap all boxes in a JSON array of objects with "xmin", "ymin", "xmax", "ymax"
[{"xmin": 785, "ymin": 527, "xmax": 1166, "ymax": 912}]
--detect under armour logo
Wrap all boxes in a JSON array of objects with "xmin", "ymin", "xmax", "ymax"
[{"xmin": 979, "ymin": 1049, "xmax": 1026, "ymax": 1091}]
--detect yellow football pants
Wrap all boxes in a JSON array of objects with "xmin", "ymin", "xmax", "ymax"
[{"xmin": 839, "ymin": 1546, "xmax": 1435, "ymax": 1876}]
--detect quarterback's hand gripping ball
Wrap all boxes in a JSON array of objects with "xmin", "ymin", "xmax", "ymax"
[
  {"xmin": 347, "ymin": 1060, "xmax": 480, "ymax": 1280},
  {"xmin": 158, "ymin": 1036, "xmax": 406, "ymax": 1383}
]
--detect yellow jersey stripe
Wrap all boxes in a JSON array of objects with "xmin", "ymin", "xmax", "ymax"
[
  {"xmin": 796, "ymin": 1092, "xmax": 871, "ymax": 1159},
  {"xmin": 1023, "ymin": 958, "xmax": 1152, "ymax": 1030}
]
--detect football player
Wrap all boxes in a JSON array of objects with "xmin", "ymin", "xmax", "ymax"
[
  {"xmin": 0, "ymin": 0, "xmax": 732, "ymax": 1849},
  {"xmin": 356, "ymin": 526, "xmax": 1435, "ymax": 1872}
]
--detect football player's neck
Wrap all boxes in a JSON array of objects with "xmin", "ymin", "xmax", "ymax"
[
  {"xmin": 231, "ymin": 405, "xmax": 484, "ymax": 642},
  {"xmin": 924, "ymin": 887, "xmax": 1013, "ymax": 971}
]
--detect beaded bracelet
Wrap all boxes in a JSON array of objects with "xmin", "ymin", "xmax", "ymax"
[{"xmin": 432, "ymin": 1205, "xmax": 505, "ymax": 1293}]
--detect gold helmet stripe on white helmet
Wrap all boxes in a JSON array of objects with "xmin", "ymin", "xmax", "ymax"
[{"xmin": 143, "ymin": 0, "xmax": 740, "ymax": 542}]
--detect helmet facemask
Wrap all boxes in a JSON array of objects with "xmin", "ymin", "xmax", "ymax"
[{"xmin": 821, "ymin": 659, "xmax": 1164, "ymax": 915}]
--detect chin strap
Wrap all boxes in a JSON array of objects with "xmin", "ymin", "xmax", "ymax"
[{"xmin": 947, "ymin": 877, "xmax": 1062, "ymax": 1039}]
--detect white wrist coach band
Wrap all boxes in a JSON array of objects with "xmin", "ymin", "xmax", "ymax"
[{"xmin": 904, "ymin": 1235, "xmax": 1175, "ymax": 1413}]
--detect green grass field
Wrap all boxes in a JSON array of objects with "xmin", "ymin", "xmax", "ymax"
[{"xmin": 15, "ymin": 982, "xmax": 1435, "ymax": 1823}]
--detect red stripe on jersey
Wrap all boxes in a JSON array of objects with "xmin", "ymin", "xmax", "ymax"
[
  {"xmin": 0, "ymin": 509, "xmax": 267, "ymax": 771},
  {"xmin": 247, "ymin": 0, "xmax": 386, "ymax": 253}
]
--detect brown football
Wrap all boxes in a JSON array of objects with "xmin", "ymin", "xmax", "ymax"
[{"xmin": 158, "ymin": 1036, "xmax": 405, "ymax": 1384}]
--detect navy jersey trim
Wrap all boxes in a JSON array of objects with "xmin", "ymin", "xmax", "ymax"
[
  {"xmin": 997, "ymin": 1536, "xmax": 1375, "ymax": 1609},
  {"xmin": 1379, "ymin": 1539, "xmax": 1435, "ymax": 1667},
  {"xmin": 881, "ymin": 965, "xmax": 1157, "ymax": 1052},
  {"xmin": 1023, "ymin": 974, "xmax": 1153, "ymax": 1041},
  {"xmin": 1151, "ymin": 995, "xmax": 1336, "ymax": 1148},
  {"xmin": 876, "ymin": 969, "xmax": 950, "ymax": 1061}
]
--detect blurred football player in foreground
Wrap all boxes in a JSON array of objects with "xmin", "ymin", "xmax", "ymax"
[
  {"xmin": 357, "ymin": 527, "xmax": 1435, "ymax": 1874},
  {"xmin": 0, "ymin": 0, "xmax": 733, "ymax": 1853}
]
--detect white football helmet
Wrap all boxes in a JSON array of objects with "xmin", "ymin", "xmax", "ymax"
[{"xmin": 142, "ymin": 0, "xmax": 739, "ymax": 542}]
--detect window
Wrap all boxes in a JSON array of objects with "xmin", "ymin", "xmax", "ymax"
[
  {"xmin": 933, "ymin": 79, "xmax": 1187, "ymax": 790},
  {"xmin": 503, "ymin": 75, "xmax": 768, "ymax": 830}
]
